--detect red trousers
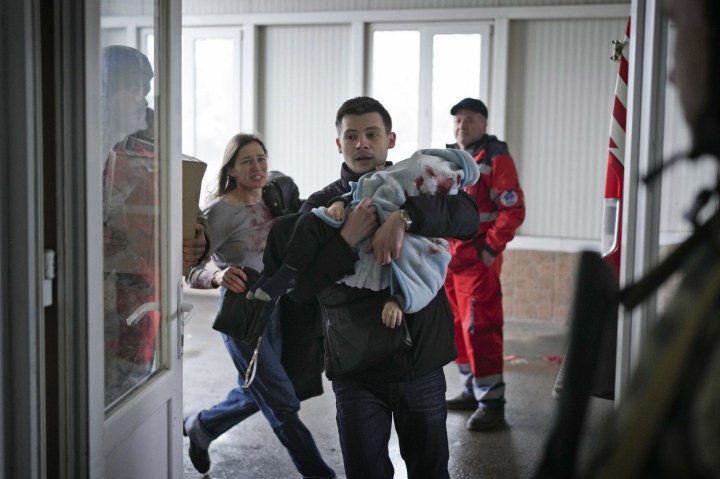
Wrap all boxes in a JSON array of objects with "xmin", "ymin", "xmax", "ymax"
[{"xmin": 445, "ymin": 255, "xmax": 504, "ymax": 379}]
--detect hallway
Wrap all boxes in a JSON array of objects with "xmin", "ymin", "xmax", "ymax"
[{"xmin": 181, "ymin": 287, "xmax": 613, "ymax": 478}]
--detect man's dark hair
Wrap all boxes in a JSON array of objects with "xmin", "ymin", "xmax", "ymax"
[
  {"xmin": 102, "ymin": 45, "xmax": 153, "ymax": 95},
  {"xmin": 335, "ymin": 96, "xmax": 393, "ymax": 133}
]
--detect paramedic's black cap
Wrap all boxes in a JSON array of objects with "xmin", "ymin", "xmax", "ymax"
[{"xmin": 450, "ymin": 98, "xmax": 488, "ymax": 118}]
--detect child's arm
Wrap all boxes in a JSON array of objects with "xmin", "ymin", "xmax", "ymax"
[
  {"xmin": 382, "ymin": 298, "xmax": 404, "ymax": 328},
  {"xmin": 327, "ymin": 200, "xmax": 346, "ymax": 221}
]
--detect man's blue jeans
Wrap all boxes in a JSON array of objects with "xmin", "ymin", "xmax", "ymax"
[
  {"xmin": 332, "ymin": 368, "xmax": 449, "ymax": 479},
  {"xmin": 186, "ymin": 291, "xmax": 334, "ymax": 478}
]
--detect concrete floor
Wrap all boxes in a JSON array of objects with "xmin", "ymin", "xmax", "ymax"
[{"xmin": 182, "ymin": 287, "xmax": 613, "ymax": 478}]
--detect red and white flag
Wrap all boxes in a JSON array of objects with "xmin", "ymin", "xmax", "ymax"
[{"xmin": 601, "ymin": 18, "xmax": 630, "ymax": 275}]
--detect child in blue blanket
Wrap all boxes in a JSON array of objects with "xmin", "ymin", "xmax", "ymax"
[{"xmin": 247, "ymin": 147, "xmax": 479, "ymax": 327}]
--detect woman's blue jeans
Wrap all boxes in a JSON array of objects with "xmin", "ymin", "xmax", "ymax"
[
  {"xmin": 187, "ymin": 290, "xmax": 334, "ymax": 478},
  {"xmin": 332, "ymin": 368, "xmax": 449, "ymax": 479}
]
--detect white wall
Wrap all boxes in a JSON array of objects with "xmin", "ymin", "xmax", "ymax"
[
  {"xmin": 506, "ymin": 17, "xmax": 627, "ymax": 240},
  {"xmin": 178, "ymin": 0, "xmax": 627, "ymax": 15},
  {"xmin": 250, "ymin": 6, "xmax": 635, "ymax": 225},
  {"xmin": 106, "ymin": 1, "xmax": 695, "ymax": 251},
  {"xmin": 259, "ymin": 24, "xmax": 353, "ymax": 199}
]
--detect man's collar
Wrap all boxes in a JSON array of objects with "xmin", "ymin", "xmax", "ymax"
[
  {"xmin": 462, "ymin": 135, "xmax": 490, "ymax": 156},
  {"xmin": 340, "ymin": 162, "xmax": 363, "ymax": 183},
  {"xmin": 340, "ymin": 161, "xmax": 393, "ymax": 183}
]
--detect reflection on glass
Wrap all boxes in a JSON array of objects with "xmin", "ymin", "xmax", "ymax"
[
  {"xmin": 655, "ymin": 22, "xmax": 717, "ymax": 314},
  {"xmin": 372, "ymin": 31, "xmax": 420, "ymax": 162},
  {"xmin": 100, "ymin": 38, "xmax": 162, "ymax": 407},
  {"xmin": 431, "ymin": 34, "xmax": 481, "ymax": 148}
]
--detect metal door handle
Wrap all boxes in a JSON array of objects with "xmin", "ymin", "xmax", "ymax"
[{"xmin": 125, "ymin": 302, "xmax": 160, "ymax": 325}]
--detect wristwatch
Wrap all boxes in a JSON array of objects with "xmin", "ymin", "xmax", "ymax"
[{"xmin": 398, "ymin": 209, "xmax": 413, "ymax": 231}]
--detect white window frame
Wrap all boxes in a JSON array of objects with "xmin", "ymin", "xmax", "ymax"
[
  {"xmin": 180, "ymin": 26, "xmax": 243, "ymax": 155},
  {"xmin": 368, "ymin": 21, "xmax": 493, "ymax": 150}
]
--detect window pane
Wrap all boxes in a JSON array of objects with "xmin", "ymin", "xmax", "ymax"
[
  {"xmin": 371, "ymin": 31, "xmax": 420, "ymax": 162},
  {"xmin": 188, "ymin": 37, "xmax": 240, "ymax": 207},
  {"xmin": 100, "ymin": 11, "xmax": 163, "ymax": 409},
  {"xmin": 431, "ymin": 34, "xmax": 481, "ymax": 148}
]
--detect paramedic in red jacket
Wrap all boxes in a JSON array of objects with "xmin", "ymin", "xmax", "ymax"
[{"xmin": 444, "ymin": 98, "xmax": 525, "ymax": 431}]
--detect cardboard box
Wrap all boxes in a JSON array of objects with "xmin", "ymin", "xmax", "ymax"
[{"xmin": 182, "ymin": 155, "xmax": 207, "ymax": 275}]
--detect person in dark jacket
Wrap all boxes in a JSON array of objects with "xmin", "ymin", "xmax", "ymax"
[
  {"xmin": 182, "ymin": 134, "xmax": 335, "ymax": 478},
  {"xmin": 285, "ymin": 96, "xmax": 479, "ymax": 479}
]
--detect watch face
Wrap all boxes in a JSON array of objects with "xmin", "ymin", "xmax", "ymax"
[{"xmin": 400, "ymin": 209, "xmax": 412, "ymax": 230}]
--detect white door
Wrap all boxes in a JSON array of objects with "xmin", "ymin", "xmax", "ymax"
[{"xmin": 90, "ymin": 0, "xmax": 185, "ymax": 476}]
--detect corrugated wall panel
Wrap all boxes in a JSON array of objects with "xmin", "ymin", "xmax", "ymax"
[
  {"xmin": 379, "ymin": 0, "xmax": 628, "ymax": 6},
  {"xmin": 506, "ymin": 18, "xmax": 627, "ymax": 240},
  {"xmin": 368, "ymin": 0, "xmax": 500, "ymax": 8},
  {"xmin": 182, "ymin": 1, "xmax": 367, "ymax": 15},
  {"xmin": 259, "ymin": 25, "xmax": 352, "ymax": 199},
  {"xmin": 181, "ymin": 0, "xmax": 628, "ymax": 15},
  {"xmin": 251, "ymin": 1, "xmax": 367, "ymax": 13},
  {"xmin": 495, "ymin": 0, "xmax": 625, "ymax": 5},
  {"xmin": 102, "ymin": 0, "xmax": 152, "ymax": 16}
]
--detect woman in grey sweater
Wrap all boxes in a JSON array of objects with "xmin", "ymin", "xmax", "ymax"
[{"xmin": 183, "ymin": 133, "xmax": 335, "ymax": 478}]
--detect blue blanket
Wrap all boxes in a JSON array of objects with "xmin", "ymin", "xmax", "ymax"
[{"xmin": 313, "ymin": 148, "xmax": 479, "ymax": 313}]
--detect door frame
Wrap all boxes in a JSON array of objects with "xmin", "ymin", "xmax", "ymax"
[
  {"xmin": 1, "ymin": 0, "xmax": 46, "ymax": 477},
  {"xmin": 616, "ymin": 0, "xmax": 669, "ymax": 401}
]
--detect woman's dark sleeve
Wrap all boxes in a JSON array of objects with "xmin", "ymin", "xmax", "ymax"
[
  {"xmin": 402, "ymin": 190, "xmax": 479, "ymax": 240},
  {"xmin": 290, "ymin": 234, "xmax": 359, "ymax": 302}
]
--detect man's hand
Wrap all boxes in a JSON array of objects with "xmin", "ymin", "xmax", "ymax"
[
  {"xmin": 340, "ymin": 198, "xmax": 378, "ymax": 249},
  {"xmin": 214, "ymin": 266, "xmax": 249, "ymax": 293},
  {"xmin": 183, "ymin": 223, "xmax": 206, "ymax": 270},
  {"xmin": 370, "ymin": 210, "xmax": 406, "ymax": 265}
]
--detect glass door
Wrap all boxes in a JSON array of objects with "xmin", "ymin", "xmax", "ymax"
[
  {"xmin": 93, "ymin": 0, "xmax": 185, "ymax": 476},
  {"xmin": 101, "ymin": 37, "xmax": 163, "ymax": 409}
]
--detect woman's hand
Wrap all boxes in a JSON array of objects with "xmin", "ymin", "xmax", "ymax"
[
  {"xmin": 214, "ymin": 266, "xmax": 248, "ymax": 293},
  {"xmin": 183, "ymin": 223, "xmax": 206, "ymax": 269},
  {"xmin": 340, "ymin": 198, "xmax": 378, "ymax": 249}
]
